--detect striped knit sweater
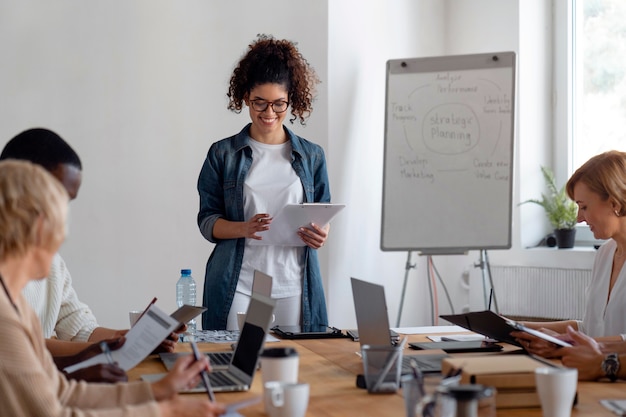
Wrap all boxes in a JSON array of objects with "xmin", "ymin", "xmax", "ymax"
[{"xmin": 22, "ymin": 253, "xmax": 98, "ymax": 341}]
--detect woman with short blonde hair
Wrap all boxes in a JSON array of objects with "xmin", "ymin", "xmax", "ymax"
[{"xmin": 0, "ymin": 160, "xmax": 224, "ymax": 417}]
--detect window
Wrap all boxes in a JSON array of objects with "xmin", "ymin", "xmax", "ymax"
[{"xmin": 572, "ymin": 0, "xmax": 626, "ymax": 172}]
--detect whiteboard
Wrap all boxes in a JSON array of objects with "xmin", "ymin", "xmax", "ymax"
[{"xmin": 381, "ymin": 52, "xmax": 516, "ymax": 254}]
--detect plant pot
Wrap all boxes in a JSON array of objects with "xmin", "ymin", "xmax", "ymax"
[{"xmin": 554, "ymin": 228, "xmax": 576, "ymax": 249}]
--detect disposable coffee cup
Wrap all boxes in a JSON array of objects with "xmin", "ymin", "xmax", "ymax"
[
  {"xmin": 260, "ymin": 347, "xmax": 299, "ymax": 413},
  {"xmin": 260, "ymin": 347, "xmax": 299, "ymax": 384}
]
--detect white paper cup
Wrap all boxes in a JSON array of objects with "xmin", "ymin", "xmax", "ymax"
[
  {"xmin": 236, "ymin": 311, "xmax": 246, "ymax": 331},
  {"xmin": 260, "ymin": 347, "xmax": 299, "ymax": 413},
  {"xmin": 129, "ymin": 310, "xmax": 143, "ymax": 327},
  {"xmin": 535, "ymin": 367, "xmax": 578, "ymax": 417},
  {"xmin": 264, "ymin": 381, "xmax": 309, "ymax": 417}
]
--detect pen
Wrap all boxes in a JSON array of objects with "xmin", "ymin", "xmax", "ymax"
[
  {"xmin": 189, "ymin": 337, "xmax": 215, "ymax": 402},
  {"xmin": 132, "ymin": 296, "xmax": 158, "ymax": 327},
  {"xmin": 99, "ymin": 341, "xmax": 115, "ymax": 365}
]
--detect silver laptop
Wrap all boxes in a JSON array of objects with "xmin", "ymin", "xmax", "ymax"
[
  {"xmin": 350, "ymin": 277, "xmax": 448, "ymax": 373},
  {"xmin": 205, "ymin": 289, "xmax": 276, "ymax": 392},
  {"xmin": 159, "ymin": 270, "xmax": 274, "ymax": 371},
  {"xmin": 147, "ymin": 270, "xmax": 276, "ymax": 392}
]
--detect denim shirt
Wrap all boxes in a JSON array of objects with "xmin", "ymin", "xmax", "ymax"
[{"xmin": 197, "ymin": 124, "xmax": 331, "ymax": 330}]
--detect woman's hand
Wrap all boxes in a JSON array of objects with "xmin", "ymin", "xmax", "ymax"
[
  {"xmin": 559, "ymin": 326, "xmax": 605, "ymax": 381},
  {"xmin": 151, "ymin": 354, "xmax": 209, "ymax": 401},
  {"xmin": 511, "ymin": 328, "xmax": 564, "ymax": 358},
  {"xmin": 245, "ymin": 214, "xmax": 272, "ymax": 240},
  {"xmin": 151, "ymin": 327, "xmax": 185, "ymax": 354},
  {"xmin": 298, "ymin": 223, "xmax": 330, "ymax": 249}
]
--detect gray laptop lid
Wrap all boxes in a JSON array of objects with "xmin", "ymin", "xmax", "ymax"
[
  {"xmin": 152, "ymin": 270, "xmax": 276, "ymax": 392},
  {"xmin": 351, "ymin": 277, "xmax": 394, "ymax": 347},
  {"xmin": 205, "ymin": 270, "xmax": 275, "ymax": 391},
  {"xmin": 252, "ymin": 269, "xmax": 272, "ymax": 297}
]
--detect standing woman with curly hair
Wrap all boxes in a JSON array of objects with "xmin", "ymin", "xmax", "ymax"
[{"xmin": 197, "ymin": 35, "xmax": 331, "ymax": 330}]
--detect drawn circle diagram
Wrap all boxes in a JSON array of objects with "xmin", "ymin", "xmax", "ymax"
[
  {"xmin": 395, "ymin": 75, "xmax": 508, "ymax": 160},
  {"xmin": 422, "ymin": 103, "xmax": 480, "ymax": 155}
]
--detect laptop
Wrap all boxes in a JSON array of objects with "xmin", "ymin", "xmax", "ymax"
[
  {"xmin": 350, "ymin": 277, "xmax": 448, "ymax": 374},
  {"xmin": 159, "ymin": 270, "xmax": 274, "ymax": 371},
  {"xmin": 146, "ymin": 270, "xmax": 276, "ymax": 392}
]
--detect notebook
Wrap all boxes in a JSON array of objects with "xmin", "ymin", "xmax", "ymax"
[
  {"xmin": 350, "ymin": 277, "xmax": 448, "ymax": 373},
  {"xmin": 146, "ymin": 270, "xmax": 276, "ymax": 392}
]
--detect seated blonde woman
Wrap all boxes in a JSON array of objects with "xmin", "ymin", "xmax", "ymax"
[
  {"xmin": 0, "ymin": 160, "xmax": 224, "ymax": 417},
  {"xmin": 513, "ymin": 151, "xmax": 626, "ymax": 358}
]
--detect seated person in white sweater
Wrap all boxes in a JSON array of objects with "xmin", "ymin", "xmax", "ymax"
[
  {"xmin": 0, "ymin": 159, "xmax": 225, "ymax": 417},
  {"xmin": 0, "ymin": 128, "xmax": 179, "ymax": 380}
]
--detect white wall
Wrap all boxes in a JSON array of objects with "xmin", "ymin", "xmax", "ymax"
[
  {"xmin": 327, "ymin": 0, "xmax": 448, "ymax": 328},
  {"xmin": 0, "ymin": 0, "xmax": 596, "ymax": 330},
  {"xmin": 0, "ymin": 1, "xmax": 328, "ymax": 328}
]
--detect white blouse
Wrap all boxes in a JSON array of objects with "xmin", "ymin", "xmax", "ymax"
[{"xmin": 581, "ymin": 239, "xmax": 626, "ymax": 338}]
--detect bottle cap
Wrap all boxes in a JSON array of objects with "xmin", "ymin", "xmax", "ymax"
[{"xmin": 181, "ymin": 269, "xmax": 192, "ymax": 275}]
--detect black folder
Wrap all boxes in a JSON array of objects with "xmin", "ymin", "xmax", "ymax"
[{"xmin": 439, "ymin": 310, "xmax": 523, "ymax": 348}]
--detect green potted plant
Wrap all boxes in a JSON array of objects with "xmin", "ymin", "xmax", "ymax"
[{"xmin": 522, "ymin": 166, "xmax": 578, "ymax": 248}]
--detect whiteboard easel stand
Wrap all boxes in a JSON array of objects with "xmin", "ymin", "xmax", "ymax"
[
  {"xmin": 474, "ymin": 249, "xmax": 499, "ymax": 314},
  {"xmin": 396, "ymin": 251, "xmax": 440, "ymax": 327},
  {"xmin": 395, "ymin": 251, "xmax": 417, "ymax": 327}
]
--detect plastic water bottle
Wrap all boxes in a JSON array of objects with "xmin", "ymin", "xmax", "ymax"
[{"xmin": 176, "ymin": 269, "xmax": 197, "ymax": 334}]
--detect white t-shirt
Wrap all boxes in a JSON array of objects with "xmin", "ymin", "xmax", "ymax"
[
  {"xmin": 22, "ymin": 253, "xmax": 98, "ymax": 341},
  {"xmin": 237, "ymin": 138, "xmax": 305, "ymax": 298},
  {"xmin": 581, "ymin": 239, "xmax": 626, "ymax": 337}
]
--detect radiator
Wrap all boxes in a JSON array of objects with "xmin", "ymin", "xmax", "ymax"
[{"xmin": 490, "ymin": 266, "xmax": 592, "ymax": 321}]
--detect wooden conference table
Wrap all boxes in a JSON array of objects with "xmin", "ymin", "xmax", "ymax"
[{"xmin": 128, "ymin": 332, "xmax": 626, "ymax": 416}]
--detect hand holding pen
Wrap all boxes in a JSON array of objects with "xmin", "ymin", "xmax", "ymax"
[
  {"xmin": 189, "ymin": 336, "xmax": 215, "ymax": 402},
  {"xmin": 99, "ymin": 341, "xmax": 116, "ymax": 365}
]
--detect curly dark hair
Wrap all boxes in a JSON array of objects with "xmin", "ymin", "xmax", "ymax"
[{"xmin": 227, "ymin": 34, "xmax": 320, "ymax": 125}]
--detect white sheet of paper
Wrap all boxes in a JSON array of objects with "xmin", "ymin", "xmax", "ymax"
[
  {"xmin": 250, "ymin": 203, "xmax": 345, "ymax": 246},
  {"xmin": 64, "ymin": 304, "xmax": 178, "ymax": 373}
]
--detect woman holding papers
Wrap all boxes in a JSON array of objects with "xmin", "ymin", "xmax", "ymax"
[
  {"xmin": 514, "ymin": 151, "xmax": 626, "ymax": 358},
  {"xmin": 0, "ymin": 160, "xmax": 225, "ymax": 417},
  {"xmin": 197, "ymin": 34, "xmax": 331, "ymax": 330}
]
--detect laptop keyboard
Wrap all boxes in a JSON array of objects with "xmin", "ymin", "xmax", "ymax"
[
  {"xmin": 403, "ymin": 354, "xmax": 448, "ymax": 373},
  {"xmin": 207, "ymin": 351, "xmax": 232, "ymax": 366},
  {"xmin": 208, "ymin": 370, "xmax": 242, "ymax": 387}
]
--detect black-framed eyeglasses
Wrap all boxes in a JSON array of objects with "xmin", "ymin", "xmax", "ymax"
[{"xmin": 249, "ymin": 99, "xmax": 289, "ymax": 113}]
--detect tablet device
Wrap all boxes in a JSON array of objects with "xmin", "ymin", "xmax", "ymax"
[
  {"xmin": 251, "ymin": 203, "xmax": 345, "ymax": 246},
  {"xmin": 271, "ymin": 325, "xmax": 348, "ymax": 339},
  {"xmin": 409, "ymin": 340, "xmax": 503, "ymax": 353}
]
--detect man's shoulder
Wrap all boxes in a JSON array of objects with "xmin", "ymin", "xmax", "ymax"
[{"xmin": 49, "ymin": 253, "xmax": 71, "ymax": 284}]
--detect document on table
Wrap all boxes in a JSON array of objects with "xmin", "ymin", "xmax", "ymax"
[
  {"xmin": 250, "ymin": 203, "xmax": 345, "ymax": 246},
  {"xmin": 427, "ymin": 333, "xmax": 489, "ymax": 342},
  {"xmin": 64, "ymin": 304, "xmax": 179, "ymax": 373}
]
